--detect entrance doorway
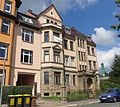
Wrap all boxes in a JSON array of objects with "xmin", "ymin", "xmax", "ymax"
[
  {"xmin": 17, "ymin": 74, "xmax": 35, "ymax": 86},
  {"xmin": 87, "ymin": 78, "xmax": 93, "ymax": 89}
]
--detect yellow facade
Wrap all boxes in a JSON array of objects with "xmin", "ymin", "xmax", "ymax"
[{"xmin": 0, "ymin": 0, "xmax": 16, "ymax": 85}]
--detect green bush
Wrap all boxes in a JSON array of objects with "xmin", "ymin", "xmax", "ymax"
[
  {"xmin": 2, "ymin": 86, "xmax": 14, "ymax": 104},
  {"xmin": 67, "ymin": 92, "xmax": 88, "ymax": 102},
  {"xmin": 100, "ymin": 81, "xmax": 120, "ymax": 92},
  {"xmin": 14, "ymin": 86, "xmax": 32, "ymax": 95},
  {"xmin": 2, "ymin": 86, "xmax": 32, "ymax": 104}
]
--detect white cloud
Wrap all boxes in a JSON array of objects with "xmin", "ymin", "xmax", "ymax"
[
  {"xmin": 19, "ymin": 0, "xmax": 98, "ymax": 14},
  {"xmin": 91, "ymin": 27, "xmax": 118, "ymax": 46},
  {"xmin": 97, "ymin": 47, "xmax": 120, "ymax": 71}
]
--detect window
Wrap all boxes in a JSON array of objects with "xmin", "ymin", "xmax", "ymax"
[
  {"xmin": 44, "ymin": 93, "xmax": 49, "ymax": 96},
  {"xmin": 64, "ymin": 56, "xmax": 69, "ymax": 66},
  {"xmin": 89, "ymin": 60, "xmax": 92, "ymax": 70},
  {"xmin": 81, "ymin": 52, "xmax": 84, "ymax": 61},
  {"xmin": 66, "ymin": 74, "xmax": 69, "ymax": 85},
  {"xmin": 80, "ymin": 39, "xmax": 83, "ymax": 47},
  {"xmin": 1, "ymin": 18, "xmax": 10, "ymax": 34},
  {"xmin": 54, "ymin": 72, "xmax": 61, "ymax": 85},
  {"xmin": 53, "ymin": 32, "xmax": 59, "ymax": 37},
  {"xmin": 78, "ymin": 38, "xmax": 80, "ymax": 47},
  {"xmin": 22, "ymin": 29, "xmax": 34, "ymax": 43},
  {"xmin": 93, "ymin": 61, "xmax": 96, "ymax": 70},
  {"xmin": 46, "ymin": 19, "xmax": 49, "ymax": 23},
  {"xmin": 4, "ymin": 0, "xmax": 12, "ymax": 13},
  {"xmin": 84, "ymin": 52, "xmax": 86, "ymax": 61},
  {"xmin": 80, "ymin": 65, "xmax": 82, "ymax": 71},
  {"xmin": 87, "ymin": 46, "xmax": 90, "ymax": 55},
  {"xmin": 21, "ymin": 49, "xmax": 33, "ymax": 64},
  {"xmin": 0, "ymin": 43, "xmax": 8, "ymax": 59},
  {"xmin": 44, "ymin": 31, "xmax": 49, "ymax": 42},
  {"xmin": 92, "ymin": 48, "xmax": 95, "ymax": 56},
  {"xmin": 78, "ymin": 51, "xmax": 81, "ymax": 61},
  {"xmin": 44, "ymin": 72, "xmax": 49, "ymax": 84},
  {"xmin": 54, "ymin": 51, "xmax": 60, "ymax": 63},
  {"xmin": 70, "ymin": 41, "xmax": 74, "ymax": 51},
  {"xmin": 71, "ymin": 57, "xmax": 75, "ymax": 67},
  {"xmin": 22, "ymin": 16, "xmax": 33, "ymax": 24},
  {"xmin": 44, "ymin": 50, "xmax": 49, "ymax": 62},
  {"xmin": 64, "ymin": 39, "xmax": 68, "ymax": 49},
  {"xmin": 54, "ymin": 22, "xmax": 57, "ymax": 25},
  {"xmin": 73, "ymin": 75, "xmax": 75, "ymax": 86}
]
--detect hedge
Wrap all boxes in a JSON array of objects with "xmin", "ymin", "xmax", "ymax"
[
  {"xmin": 2, "ymin": 86, "xmax": 32, "ymax": 104},
  {"xmin": 67, "ymin": 92, "xmax": 89, "ymax": 102}
]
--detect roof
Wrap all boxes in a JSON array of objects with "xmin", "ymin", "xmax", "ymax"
[
  {"xmin": 86, "ymin": 36, "xmax": 96, "ymax": 47},
  {"xmin": 17, "ymin": 12, "xmax": 40, "ymax": 30},
  {"xmin": 38, "ymin": 4, "xmax": 63, "ymax": 21},
  {"xmin": 15, "ymin": 0, "xmax": 22, "ymax": 8}
]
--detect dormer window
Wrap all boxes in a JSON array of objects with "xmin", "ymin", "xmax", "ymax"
[
  {"xmin": 22, "ymin": 16, "xmax": 33, "ymax": 24},
  {"xmin": 51, "ymin": 12, "xmax": 53, "ymax": 15},
  {"xmin": 4, "ymin": 0, "xmax": 12, "ymax": 13}
]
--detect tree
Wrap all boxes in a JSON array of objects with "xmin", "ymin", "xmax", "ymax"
[
  {"xmin": 109, "ymin": 54, "xmax": 120, "ymax": 85},
  {"xmin": 111, "ymin": 0, "xmax": 120, "ymax": 31}
]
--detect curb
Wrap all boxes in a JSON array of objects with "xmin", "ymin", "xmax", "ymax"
[{"xmin": 58, "ymin": 100, "xmax": 99, "ymax": 107}]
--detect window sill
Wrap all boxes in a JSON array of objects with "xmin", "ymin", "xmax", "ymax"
[
  {"xmin": 22, "ymin": 40, "xmax": 33, "ymax": 44},
  {"xmin": 1, "ymin": 32, "xmax": 10, "ymax": 36},
  {"xmin": 0, "ymin": 57, "xmax": 8, "ymax": 61},
  {"xmin": 21, "ymin": 62, "xmax": 33, "ymax": 65}
]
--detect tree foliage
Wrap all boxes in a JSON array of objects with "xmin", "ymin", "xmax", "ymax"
[
  {"xmin": 109, "ymin": 54, "xmax": 120, "ymax": 85},
  {"xmin": 111, "ymin": 0, "xmax": 120, "ymax": 30}
]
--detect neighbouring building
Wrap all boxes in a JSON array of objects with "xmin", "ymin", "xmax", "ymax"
[
  {"xmin": 0, "ymin": 0, "xmax": 21, "ymax": 86},
  {"xmin": 0, "ymin": 0, "xmax": 100, "ymax": 98},
  {"xmin": 12, "ymin": 12, "xmax": 41, "ymax": 96}
]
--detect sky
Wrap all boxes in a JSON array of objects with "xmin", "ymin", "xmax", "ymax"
[{"xmin": 19, "ymin": 0, "xmax": 120, "ymax": 73}]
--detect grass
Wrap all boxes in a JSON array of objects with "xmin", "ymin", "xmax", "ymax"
[{"xmin": 43, "ymin": 96, "xmax": 61, "ymax": 101}]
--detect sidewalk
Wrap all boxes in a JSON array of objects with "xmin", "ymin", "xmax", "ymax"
[{"xmin": 36, "ymin": 98, "xmax": 99, "ymax": 107}]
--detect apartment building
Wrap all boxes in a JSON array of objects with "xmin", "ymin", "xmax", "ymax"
[
  {"xmin": 0, "ymin": 0, "xmax": 21, "ymax": 85},
  {"xmin": 0, "ymin": 1, "xmax": 99, "ymax": 97},
  {"xmin": 12, "ymin": 12, "xmax": 41, "ymax": 95}
]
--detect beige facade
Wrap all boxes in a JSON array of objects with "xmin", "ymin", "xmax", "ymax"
[
  {"xmin": 12, "ymin": 22, "xmax": 41, "ymax": 95},
  {"xmin": 10, "ymin": 4, "xmax": 100, "ymax": 97}
]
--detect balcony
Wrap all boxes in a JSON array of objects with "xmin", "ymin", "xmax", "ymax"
[
  {"xmin": 53, "ymin": 36, "xmax": 62, "ymax": 44},
  {"xmin": 41, "ymin": 23, "xmax": 62, "ymax": 29}
]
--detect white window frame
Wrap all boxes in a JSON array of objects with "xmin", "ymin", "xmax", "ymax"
[
  {"xmin": 44, "ymin": 50, "xmax": 49, "ymax": 62},
  {"xmin": 64, "ymin": 56, "xmax": 69, "ymax": 66},
  {"xmin": 22, "ymin": 16, "xmax": 33, "ymax": 24},
  {"xmin": 4, "ymin": 1, "xmax": 12, "ymax": 13},
  {"xmin": 21, "ymin": 50, "xmax": 32, "ymax": 64},
  {"xmin": 54, "ymin": 51, "xmax": 60, "ymax": 63},
  {"xmin": 0, "ymin": 46, "xmax": 7, "ymax": 59},
  {"xmin": 2, "ymin": 19, "xmax": 10, "ymax": 34},
  {"xmin": 22, "ymin": 29, "xmax": 33, "ymax": 43}
]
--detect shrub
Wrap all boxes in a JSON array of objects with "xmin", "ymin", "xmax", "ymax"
[
  {"xmin": 2, "ymin": 86, "xmax": 14, "ymax": 104},
  {"xmin": 14, "ymin": 86, "xmax": 32, "ymax": 95},
  {"xmin": 67, "ymin": 92, "xmax": 88, "ymax": 102},
  {"xmin": 2, "ymin": 86, "xmax": 32, "ymax": 104}
]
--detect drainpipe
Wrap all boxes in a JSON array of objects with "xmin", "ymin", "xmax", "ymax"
[{"xmin": 61, "ymin": 31, "xmax": 66, "ymax": 101}]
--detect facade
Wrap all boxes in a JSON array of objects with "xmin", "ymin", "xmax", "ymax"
[
  {"xmin": 0, "ymin": 0, "xmax": 21, "ymax": 85},
  {"xmin": 12, "ymin": 12, "xmax": 41, "ymax": 95},
  {"xmin": 0, "ymin": 1, "xmax": 99, "ymax": 98}
]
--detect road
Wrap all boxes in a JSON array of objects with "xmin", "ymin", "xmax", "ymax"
[{"xmin": 80, "ymin": 102, "xmax": 120, "ymax": 107}]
